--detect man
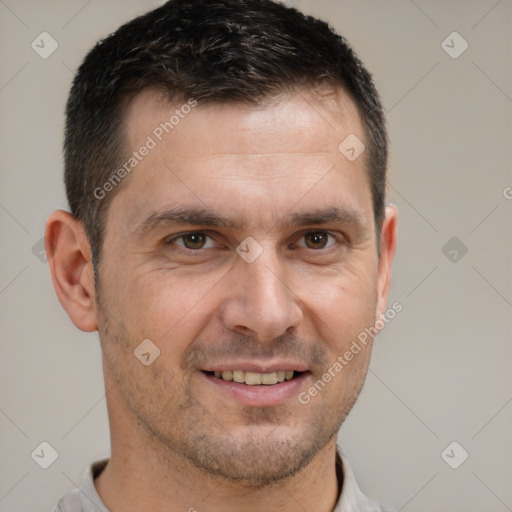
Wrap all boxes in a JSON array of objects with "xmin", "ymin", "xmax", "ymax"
[{"xmin": 47, "ymin": 0, "xmax": 398, "ymax": 510}]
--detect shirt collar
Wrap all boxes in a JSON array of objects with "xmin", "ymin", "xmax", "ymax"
[
  {"xmin": 334, "ymin": 451, "xmax": 392, "ymax": 511},
  {"xmin": 70, "ymin": 451, "xmax": 391, "ymax": 512}
]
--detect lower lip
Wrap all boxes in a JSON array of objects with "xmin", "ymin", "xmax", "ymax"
[{"xmin": 200, "ymin": 372, "xmax": 310, "ymax": 407}]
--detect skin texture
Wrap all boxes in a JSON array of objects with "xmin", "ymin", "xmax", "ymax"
[{"xmin": 46, "ymin": 88, "xmax": 397, "ymax": 512}]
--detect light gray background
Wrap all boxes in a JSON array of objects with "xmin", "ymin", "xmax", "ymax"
[{"xmin": 1, "ymin": 1, "xmax": 511, "ymax": 511}]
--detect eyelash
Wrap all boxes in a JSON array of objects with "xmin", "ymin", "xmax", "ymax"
[
  {"xmin": 167, "ymin": 232, "xmax": 220, "ymax": 250},
  {"xmin": 166, "ymin": 231, "xmax": 342, "ymax": 251}
]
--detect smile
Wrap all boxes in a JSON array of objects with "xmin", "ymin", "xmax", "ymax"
[
  {"xmin": 200, "ymin": 368, "xmax": 309, "ymax": 407},
  {"xmin": 203, "ymin": 370, "xmax": 300, "ymax": 385}
]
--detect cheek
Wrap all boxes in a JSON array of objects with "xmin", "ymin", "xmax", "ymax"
[
  {"xmin": 299, "ymin": 259, "xmax": 378, "ymax": 344},
  {"xmin": 115, "ymin": 269, "xmax": 221, "ymax": 347}
]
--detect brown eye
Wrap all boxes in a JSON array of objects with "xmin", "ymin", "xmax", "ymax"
[
  {"xmin": 304, "ymin": 232, "xmax": 329, "ymax": 249},
  {"xmin": 182, "ymin": 233, "xmax": 206, "ymax": 249},
  {"xmin": 170, "ymin": 232, "xmax": 215, "ymax": 250}
]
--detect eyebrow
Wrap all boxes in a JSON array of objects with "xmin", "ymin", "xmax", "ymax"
[
  {"xmin": 283, "ymin": 206, "xmax": 365, "ymax": 230},
  {"xmin": 133, "ymin": 205, "xmax": 367, "ymax": 235},
  {"xmin": 133, "ymin": 207, "xmax": 241, "ymax": 234}
]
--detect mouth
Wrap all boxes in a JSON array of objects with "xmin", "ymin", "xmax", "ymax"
[
  {"xmin": 200, "ymin": 368, "xmax": 309, "ymax": 407},
  {"xmin": 202, "ymin": 370, "xmax": 302, "ymax": 386}
]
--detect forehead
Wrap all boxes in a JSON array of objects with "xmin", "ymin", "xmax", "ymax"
[
  {"xmin": 123, "ymin": 87, "xmax": 364, "ymax": 156},
  {"xmin": 109, "ymin": 87, "xmax": 372, "ymax": 233}
]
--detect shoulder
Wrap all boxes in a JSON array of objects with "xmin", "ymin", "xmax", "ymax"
[
  {"xmin": 53, "ymin": 459, "xmax": 109, "ymax": 512},
  {"xmin": 54, "ymin": 488, "xmax": 81, "ymax": 512},
  {"xmin": 336, "ymin": 452, "xmax": 397, "ymax": 512}
]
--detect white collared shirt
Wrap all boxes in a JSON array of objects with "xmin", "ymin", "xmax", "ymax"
[{"xmin": 55, "ymin": 452, "xmax": 396, "ymax": 512}]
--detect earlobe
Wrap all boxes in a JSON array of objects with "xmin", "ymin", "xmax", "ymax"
[
  {"xmin": 45, "ymin": 210, "xmax": 98, "ymax": 332},
  {"xmin": 376, "ymin": 204, "xmax": 398, "ymax": 317}
]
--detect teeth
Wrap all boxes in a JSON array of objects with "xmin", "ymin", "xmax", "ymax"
[
  {"xmin": 245, "ymin": 372, "xmax": 262, "ymax": 385},
  {"xmin": 211, "ymin": 370, "xmax": 298, "ymax": 385},
  {"xmin": 232, "ymin": 370, "xmax": 245, "ymax": 383},
  {"xmin": 261, "ymin": 372, "xmax": 278, "ymax": 385}
]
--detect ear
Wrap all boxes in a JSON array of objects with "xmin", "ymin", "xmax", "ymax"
[
  {"xmin": 45, "ymin": 210, "xmax": 98, "ymax": 332},
  {"xmin": 375, "ymin": 204, "xmax": 398, "ymax": 318}
]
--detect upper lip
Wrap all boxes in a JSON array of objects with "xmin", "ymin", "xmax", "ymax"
[{"xmin": 201, "ymin": 360, "xmax": 309, "ymax": 373}]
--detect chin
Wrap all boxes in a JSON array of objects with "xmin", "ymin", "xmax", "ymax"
[
  {"xmin": 193, "ymin": 443, "xmax": 316, "ymax": 488},
  {"xmin": 175, "ymin": 423, "xmax": 328, "ymax": 488}
]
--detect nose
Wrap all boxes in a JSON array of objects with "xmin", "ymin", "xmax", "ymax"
[{"xmin": 219, "ymin": 251, "xmax": 303, "ymax": 343}]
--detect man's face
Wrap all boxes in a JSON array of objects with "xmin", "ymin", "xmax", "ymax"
[{"xmin": 96, "ymin": 89, "xmax": 391, "ymax": 485}]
